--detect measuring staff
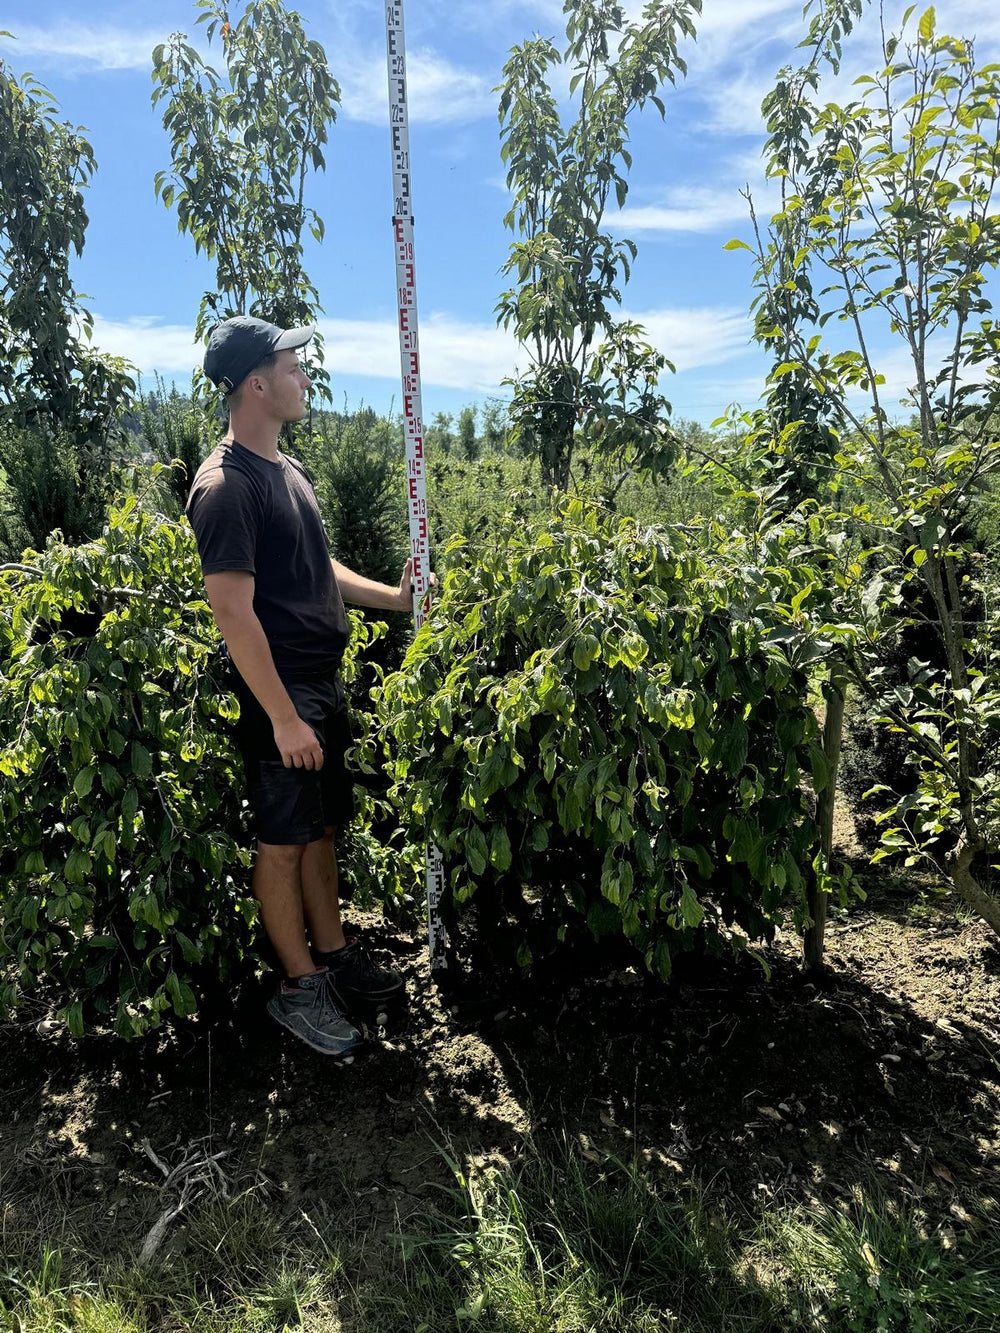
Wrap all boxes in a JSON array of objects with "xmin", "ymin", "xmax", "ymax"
[{"xmin": 384, "ymin": 0, "xmax": 449, "ymax": 975}]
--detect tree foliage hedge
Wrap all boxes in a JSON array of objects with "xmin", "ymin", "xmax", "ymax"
[
  {"xmin": 0, "ymin": 484, "xmax": 841, "ymax": 1031},
  {"xmin": 0, "ymin": 483, "xmax": 396, "ymax": 1036},
  {"xmin": 377, "ymin": 498, "xmax": 831, "ymax": 976}
]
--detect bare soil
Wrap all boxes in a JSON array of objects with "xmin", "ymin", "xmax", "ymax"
[{"xmin": 2, "ymin": 857, "xmax": 998, "ymax": 1269}]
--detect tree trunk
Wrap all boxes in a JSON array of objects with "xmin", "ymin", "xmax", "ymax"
[
  {"xmin": 947, "ymin": 845, "xmax": 1000, "ymax": 937},
  {"xmin": 804, "ymin": 667, "xmax": 848, "ymax": 969}
]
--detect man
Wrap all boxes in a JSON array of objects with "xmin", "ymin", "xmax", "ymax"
[{"xmin": 187, "ymin": 315, "xmax": 413, "ymax": 1062}]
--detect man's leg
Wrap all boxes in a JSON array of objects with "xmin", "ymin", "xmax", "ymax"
[
  {"xmin": 255, "ymin": 838, "xmax": 364, "ymax": 1060},
  {"xmin": 305, "ymin": 831, "xmax": 406, "ymax": 1014},
  {"xmin": 301, "ymin": 828, "xmax": 346, "ymax": 954},
  {"xmin": 253, "ymin": 841, "xmax": 315, "ymax": 977},
  {"xmin": 302, "ymin": 680, "xmax": 404, "ymax": 1016}
]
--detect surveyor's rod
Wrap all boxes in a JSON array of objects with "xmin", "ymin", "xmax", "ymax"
[{"xmin": 384, "ymin": 0, "xmax": 448, "ymax": 973}]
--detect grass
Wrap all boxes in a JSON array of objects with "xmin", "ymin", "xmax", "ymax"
[{"xmin": 1, "ymin": 1141, "xmax": 997, "ymax": 1332}]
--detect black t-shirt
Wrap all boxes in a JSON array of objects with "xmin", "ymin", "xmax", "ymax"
[{"xmin": 186, "ymin": 440, "xmax": 350, "ymax": 680}]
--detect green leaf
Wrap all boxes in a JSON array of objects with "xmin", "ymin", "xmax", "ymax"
[
  {"xmin": 723, "ymin": 238, "xmax": 753, "ymax": 252},
  {"xmin": 573, "ymin": 633, "xmax": 600, "ymax": 671},
  {"xmin": 490, "ymin": 825, "xmax": 512, "ymax": 872},
  {"xmin": 130, "ymin": 742, "xmax": 153, "ymax": 780},
  {"xmin": 918, "ymin": 6, "xmax": 935, "ymax": 41},
  {"xmin": 679, "ymin": 884, "xmax": 705, "ymax": 928},
  {"xmin": 73, "ymin": 766, "xmax": 96, "ymax": 799},
  {"xmin": 809, "ymin": 745, "xmax": 830, "ymax": 795},
  {"xmin": 121, "ymin": 786, "xmax": 140, "ymax": 827},
  {"xmin": 60, "ymin": 1000, "xmax": 85, "ymax": 1038},
  {"xmin": 465, "ymin": 826, "xmax": 488, "ymax": 877}
]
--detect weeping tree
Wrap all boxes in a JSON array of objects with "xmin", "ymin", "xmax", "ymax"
[
  {"xmin": 738, "ymin": 5, "xmax": 1000, "ymax": 939},
  {"xmin": 151, "ymin": 0, "xmax": 339, "ymax": 400},
  {"xmin": 496, "ymin": 0, "xmax": 701, "ymax": 490}
]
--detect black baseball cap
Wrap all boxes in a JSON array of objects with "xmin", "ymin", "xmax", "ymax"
[{"xmin": 203, "ymin": 315, "xmax": 315, "ymax": 395}]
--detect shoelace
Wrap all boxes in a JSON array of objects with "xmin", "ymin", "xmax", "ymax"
[
  {"xmin": 316, "ymin": 970, "xmax": 353, "ymax": 1022},
  {"xmin": 341, "ymin": 937, "xmax": 385, "ymax": 982}
]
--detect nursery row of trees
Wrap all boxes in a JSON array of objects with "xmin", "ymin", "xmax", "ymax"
[{"xmin": 1, "ymin": 0, "xmax": 1000, "ymax": 1034}]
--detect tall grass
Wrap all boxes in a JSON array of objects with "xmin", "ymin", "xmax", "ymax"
[{"xmin": 1, "ymin": 1140, "xmax": 996, "ymax": 1332}]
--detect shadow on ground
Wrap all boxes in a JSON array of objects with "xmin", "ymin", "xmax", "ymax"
[{"xmin": 1, "ymin": 897, "xmax": 997, "ymax": 1290}]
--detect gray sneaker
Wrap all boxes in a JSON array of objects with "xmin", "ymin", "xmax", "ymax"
[
  {"xmin": 315, "ymin": 937, "xmax": 405, "ymax": 1006},
  {"xmin": 266, "ymin": 970, "xmax": 364, "ymax": 1061}
]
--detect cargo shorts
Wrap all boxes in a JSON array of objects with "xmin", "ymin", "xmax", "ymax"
[{"xmin": 229, "ymin": 672, "xmax": 356, "ymax": 845}]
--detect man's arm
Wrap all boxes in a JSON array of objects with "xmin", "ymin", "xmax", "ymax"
[
  {"xmin": 332, "ymin": 557, "xmax": 416, "ymax": 612},
  {"xmin": 204, "ymin": 571, "xmax": 324, "ymax": 771}
]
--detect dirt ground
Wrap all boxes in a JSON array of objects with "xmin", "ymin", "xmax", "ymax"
[{"xmin": 1, "ymin": 837, "xmax": 998, "ymax": 1265}]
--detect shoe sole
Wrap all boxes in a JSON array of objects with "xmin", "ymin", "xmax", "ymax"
[
  {"xmin": 335, "ymin": 979, "xmax": 406, "ymax": 1003},
  {"xmin": 267, "ymin": 1002, "xmax": 363, "ymax": 1062}
]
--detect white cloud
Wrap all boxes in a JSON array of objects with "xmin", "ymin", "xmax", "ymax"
[
  {"xmin": 608, "ymin": 187, "xmax": 750, "ymax": 234},
  {"xmin": 679, "ymin": 0, "xmax": 1000, "ymax": 140},
  {"xmin": 625, "ymin": 306, "xmax": 752, "ymax": 371},
  {"xmin": 0, "ymin": 24, "xmax": 170, "ymax": 71},
  {"xmin": 317, "ymin": 313, "xmax": 516, "ymax": 390},
  {"xmin": 337, "ymin": 47, "xmax": 495, "ymax": 126},
  {"xmin": 85, "ymin": 311, "xmax": 516, "ymax": 391},
  {"xmin": 852, "ymin": 333, "xmax": 980, "ymax": 412},
  {"xmin": 0, "ymin": 21, "xmax": 491, "ymax": 126},
  {"xmin": 933, "ymin": 2, "xmax": 1000, "ymax": 46},
  {"xmin": 421, "ymin": 0, "xmax": 563, "ymax": 34},
  {"xmin": 89, "ymin": 315, "xmax": 201, "ymax": 377},
  {"xmin": 88, "ymin": 304, "xmax": 753, "ymax": 394}
]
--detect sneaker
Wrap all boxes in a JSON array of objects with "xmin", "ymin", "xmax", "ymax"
[
  {"xmin": 266, "ymin": 970, "xmax": 364, "ymax": 1061},
  {"xmin": 315, "ymin": 937, "xmax": 406, "ymax": 1012}
]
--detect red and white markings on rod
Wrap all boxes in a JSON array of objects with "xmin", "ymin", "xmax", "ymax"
[{"xmin": 384, "ymin": 0, "xmax": 449, "ymax": 974}]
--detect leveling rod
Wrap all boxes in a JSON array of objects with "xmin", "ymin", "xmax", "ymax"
[{"xmin": 384, "ymin": 0, "xmax": 448, "ymax": 974}]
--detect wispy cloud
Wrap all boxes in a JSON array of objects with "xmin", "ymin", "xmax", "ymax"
[
  {"xmin": 0, "ymin": 20, "xmax": 492, "ymax": 126},
  {"xmin": 90, "ymin": 304, "xmax": 752, "ymax": 394},
  {"xmin": 933, "ymin": 2, "xmax": 1000, "ymax": 45},
  {"xmin": 625, "ymin": 306, "xmax": 752, "ymax": 371},
  {"xmin": 0, "ymin": 23, "xmax": 169, "ymax": 72},
  {"xmin": 415, "ymin": 0, "xmax": 563, "ymax": 37},
  {"xmin": 87, "ymin": 312, "xmax": 516, "ymax": 392},
  {"xmin": 608, "ymin": 186, "xmax": 750, "ymax": 235},
  {"xmin": 319, "ymin": 314, "xmax": 516, "ymax": 390},
  {"xmin": 678, "ymin": 0, "xmax": 1000, "ymax": 140},
  {"xmin": 89, "ymin": 315, "xmax": 201, "ymax": 376},
  {"xmin": 337, "ymin": 47, "xmax": 495, "ymax": 126}
]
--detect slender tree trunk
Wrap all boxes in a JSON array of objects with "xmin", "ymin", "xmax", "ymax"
[
  {"xmin": 805, "ymin": 666, "xmax": 848, "ymax": 969},
  {"xmin": 947, "ymin": 845, "xmax": 1000, "ymax": 937}
]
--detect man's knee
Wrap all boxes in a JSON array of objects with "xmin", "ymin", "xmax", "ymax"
[{"xmin": 256, "ymin": 841, "xmax": 307, "ymax": 868}]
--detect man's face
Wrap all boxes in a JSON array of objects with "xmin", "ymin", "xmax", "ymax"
[{"xmin": 260, "ymin": 348, "xmax": 312, "ymax": 422}]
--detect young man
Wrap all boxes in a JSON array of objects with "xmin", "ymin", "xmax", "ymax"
[{"xmin": 187, "ymin": 315, "xmax": 414, "ymax": 1061}]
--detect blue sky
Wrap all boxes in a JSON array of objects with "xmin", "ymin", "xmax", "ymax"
[{"xmin": 1, "ymin": 1, "xmax": 995, "ymax": 426}]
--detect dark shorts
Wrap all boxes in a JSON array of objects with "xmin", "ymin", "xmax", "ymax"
[{"xmin": 230, "ymin": 672, "xmax": 356, "ymax": 845}]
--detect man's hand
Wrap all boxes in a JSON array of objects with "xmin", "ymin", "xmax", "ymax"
[
  {"xmin": 398, "ymin": 557, "xmax": 438, "ymax": 610},
  {"xmin": 273, "ymin": 715, "xmax": 324, "ymax": 770}
]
